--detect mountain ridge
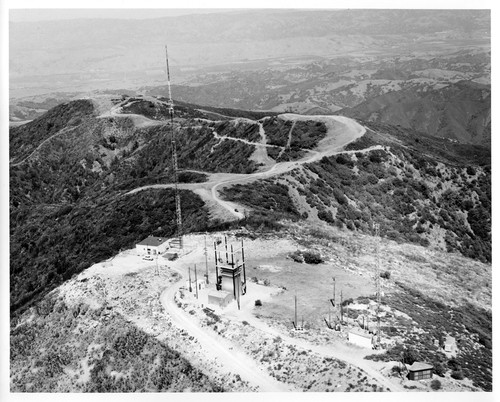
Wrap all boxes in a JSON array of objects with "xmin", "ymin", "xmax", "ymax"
[{"xmin": 9, "ymin": 96, "xmax": 491, "ymax": 318}]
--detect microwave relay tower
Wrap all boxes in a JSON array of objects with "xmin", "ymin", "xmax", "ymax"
[{"xmin": 165, "ymin": 45, "xmax": 183, "ymax": 249}]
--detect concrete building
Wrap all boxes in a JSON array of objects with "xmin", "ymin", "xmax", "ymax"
[
  {"xmin": 208, "ymin": 290, "xmax": 233, "ymax": 308},
  {"xmin": 348, "ymin": 328, "xmax": 373, "ymax": 348},
  {"xmin": 136, "ymin": 236, "xmax": 169, "ymax": 255},
  {"xmin": 406, "ymin": 362, "xmax": 433, "ymax": 380}
]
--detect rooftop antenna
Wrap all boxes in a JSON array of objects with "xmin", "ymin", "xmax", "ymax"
[
  {"xmin": 224, "ymin": 236, "xmax": 229, "ymax": 264},
  {"xmin": 204, "ymin": 234, "xmax": 209, "ymax": 284},
  {"xmin": 165, "ymin": 45, "xmax": 183, "ymax": 249},
  {"xmin": 214, "ymin": 240, "xmax": 221, "ymax": 290},
  {"xmin": 373, "ymin": 222, "xmax": 382, "ymax": 347}
]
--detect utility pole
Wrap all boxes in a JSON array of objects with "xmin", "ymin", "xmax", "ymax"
[
  {"xmin": 340, "ymin": 289, "xmax": 343, "ymax": 325},
  {"xmin": 165, "ymin": 45, "xmax": 183, "ymax": 249},
  {"xmin": 373, "ymin": 222, "xmax": 381, "ymax": 347},
  {"xmin": 188, "ymin": 266, "xmax": 192, "ymax": 293},
  {"xmin": 241, "ymin": 239, "xmax": 246, "ymax": 295},
  {"xmin": 332, "ymin": 277, "xmax": 336, "ymax": 306},
  {"xmin": 194, "ymin": 264, "xmax": 198, "ymax": 299},
  {"xmin": 293, "ymin": 293, "xmax": 298, "ymax": 328}
]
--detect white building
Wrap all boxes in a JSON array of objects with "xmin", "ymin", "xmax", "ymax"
[
  {"xmin": 208, "ymin": 290, "xmax": 233, "ymax": 308},
  {"xmin": 348, "ymin": 328, "xmax": 373, "ymax": 348},
  {"xmin": 136, "ymin": 236, "xmax": 169, "ymax": 255}
]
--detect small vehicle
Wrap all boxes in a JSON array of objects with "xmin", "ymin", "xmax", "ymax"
[{"xmin": 142, "ymin": 255, "xmax": 154, "ymax": 261}]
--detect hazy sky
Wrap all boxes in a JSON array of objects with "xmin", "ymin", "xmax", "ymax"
[
  {"xmin": 9, "ymin": 8, "xmax": 237, "ymax": 22},
  {"xmin": 8, "ymin": 0, "xmax": 494, "ymax": 22}
]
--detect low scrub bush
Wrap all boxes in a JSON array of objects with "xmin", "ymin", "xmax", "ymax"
[
  {"xmin": 433, "ymin": 362, "xmax": 447, "ymax": 377},
  {"xmin": 451, "ymin": 369, "xmax": 464, "ymax": 380},
  {"xmin": 430, "ymin": 379, "xmax": 442, "ymax": 390},
  {"xmin": 380, "ymin": 271, "xmax": 391, "ymax": 280},
  {"xmin": 289, "ymin": 250, "xmax": 304, "ymax": 263},
  {"xmin": 302, "ymin": 251, "xmax": 323, "ymax": 264}
]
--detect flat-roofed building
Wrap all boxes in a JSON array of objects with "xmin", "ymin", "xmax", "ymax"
[
  {"xmin": 348, "ymin": 328, "xmax": 373, "ymax": 348},
  {"xmin": 136, "ymin": 236, "xmax": 169, "ymax": 255},
  {"xmin": 208, "ymin": 290, "xmax": 233, "ymax": 308}
]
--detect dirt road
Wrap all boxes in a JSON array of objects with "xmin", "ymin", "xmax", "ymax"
[
  {"xmin": 239, "ymin": 312, "xmax": 404, "ymax": 392},
  {"xmin": 159, "ymin": 264, "xmax": 295, "ymax": 392},
  {"xmin": 158, "ymin": 238, "xmax": 403, "ymax": 392},
  {"xmin": 10, "ymin": 125, "xmax": 78, "ymax": 166},
  {"xmin": 126, "ymin": 114, "xmax": 368, "ymax": 221}
]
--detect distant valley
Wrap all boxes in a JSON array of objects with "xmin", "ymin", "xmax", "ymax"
[{"xmin": 11, "ymin": 48, "xmax": 490, "ymax": 145}]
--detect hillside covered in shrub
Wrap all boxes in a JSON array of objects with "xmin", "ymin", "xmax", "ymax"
[
  {"xmin": 222, "ymin": 123, "xmax": 491, "ymax": 262},
  {"xmin": 9, "ymin": 99, "xmax": 267, "ymax": 316}
]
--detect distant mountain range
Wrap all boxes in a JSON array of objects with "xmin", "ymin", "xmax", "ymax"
[{"xmin": 9, "ymin": 9, "xmax": 490, "ymax": 97}]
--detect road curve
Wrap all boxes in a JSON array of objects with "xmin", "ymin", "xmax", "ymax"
[
  {"xmin": 126, "ymin": 114, "xmax": 369, "ymax": 220},
  {"xmin": 159, "ymin": 260, "xmax": 401, "ymax": 392}
]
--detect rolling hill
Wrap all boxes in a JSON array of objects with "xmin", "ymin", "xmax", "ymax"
[{"xmin": 339, "ymin": 80, "xmax": 491, "ymax": 146}]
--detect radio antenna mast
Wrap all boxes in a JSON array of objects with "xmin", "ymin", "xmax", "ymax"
[
  {"xmin": 373, "ymin": 222, "xmax": 381, "ymax": 347},
  {"xmin": 165, "ymin": 45, "xmax": 183, "ymax": 249}
]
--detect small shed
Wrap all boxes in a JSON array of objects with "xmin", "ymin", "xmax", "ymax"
[
  {"xmin": 406, "ymin": 362, "xmax": 433, "ymax": 381},
  {"xmin": 208, "ymin": 290, "xmax": 233, "ymax": 308},
  {"xmin": 136, "ymin": 236, "xmax": 169, "ymax": 255},
  {"xmin": 348, "ymin": 328, "xmax": 373, "ymax": 348}
]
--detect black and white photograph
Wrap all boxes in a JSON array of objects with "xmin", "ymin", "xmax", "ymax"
[{"xmin": 1, "ymin": 0, "xmax": 495, "ymax": 399}]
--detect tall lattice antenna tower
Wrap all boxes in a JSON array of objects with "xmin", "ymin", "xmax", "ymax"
[
  {"xmin": 373, "ymin": 222, "xmax": 381, "ymax": 346},
  {"xmin": 165, "ymin": 45, "xmax": 183, "ymax": 249}
]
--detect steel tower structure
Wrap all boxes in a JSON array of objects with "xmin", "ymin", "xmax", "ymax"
[
  {"xmin": 373, "ymin": 222, "xmax": 381, "ymax": 346},
  {"xmin": 165, "ymin": 45, "xmax": 183, "ymax": 249}
]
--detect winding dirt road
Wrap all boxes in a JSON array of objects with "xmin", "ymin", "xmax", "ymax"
[
  {"xmin": 10, "ymin": 125, "xmax": 78, "ymax": 167},
  {"xmin": 126, "ymin": 113, "xmax": 372, "ymax": 221}
]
